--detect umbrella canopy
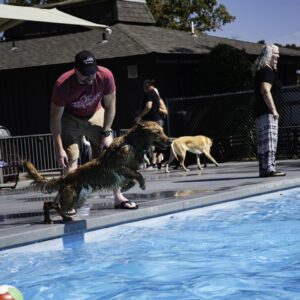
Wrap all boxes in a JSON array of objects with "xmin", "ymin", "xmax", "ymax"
[{"xmin": 0, "ymin": 4, "xmax": 109, "ymax": 32}]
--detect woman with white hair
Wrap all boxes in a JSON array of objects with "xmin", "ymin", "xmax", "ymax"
[{"xmin": 254, "ymin": 44, "xmax": 285, "ymax": 177}]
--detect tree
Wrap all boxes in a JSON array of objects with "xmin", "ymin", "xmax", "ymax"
[
  {"xmin": 6, "ymin": 0, "xmax": 63, "ymax": 5},
  {"xmin": 146, "ymin": 0, "xmax": 235, "ymax": 33},
  {"xmin": 257, "ymin": 40, "xmax": 265, "ymax": 44},
  {"xmin": 283, "ymin": 43, "xmax": 300, "ymax": 50},
  {"xmin": 195, "ymin": 44, "xmax": 253, "ymax": 94}
]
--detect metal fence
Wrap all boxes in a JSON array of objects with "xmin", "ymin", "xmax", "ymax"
[
  {"xmin": 0, "ymin": 134, "xmax": 59, "ymax": 172},
  {"xmin": 166, "ymin": 85, "xmax": 300, "ymax": 162},
  {"xmin": 0, "ymin": 133, "xmax": 61, "ymax": 185}
]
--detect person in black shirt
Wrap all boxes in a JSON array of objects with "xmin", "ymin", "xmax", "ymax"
[
  {"xmin": 135, "ymin": 80, "xmax": 165, "ymax": 167},
  {"xmin": 135, "ymin": 79, "xmax": 164, "ymax": 126},
  {"xmin": 254, "ymin": 44, "xmax": 285, "ymax": 177}
]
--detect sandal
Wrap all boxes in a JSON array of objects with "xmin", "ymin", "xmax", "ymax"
[{"xmin": 114, "ymin": 200, "xmax": 139, "ymax": 209}]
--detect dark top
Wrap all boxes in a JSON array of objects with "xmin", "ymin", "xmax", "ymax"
[
  {"xmin": 254, "ymin": 66, "xmax": 282, "ymax": 117},
  {"xmin": 142, "ymin": 89, "xmax": 163, "ymax": 122}
]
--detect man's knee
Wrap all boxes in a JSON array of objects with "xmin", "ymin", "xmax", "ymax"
[
  {"xmin": 64, "ymin": 159, "xmax": 78, "ymax": 174},
  {"xmin": 64, "ymin": 143, "xmax": 80, "ymax": 173}
]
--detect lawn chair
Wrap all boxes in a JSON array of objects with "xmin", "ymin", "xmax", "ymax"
[{"xmin": 0, "ymin": 126, "xmax": 20, "ymax": 189}]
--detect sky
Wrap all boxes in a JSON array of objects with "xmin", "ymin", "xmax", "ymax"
[{"xmin": 208, "ymin": 0, "xmax": 300, "ymax": 46}]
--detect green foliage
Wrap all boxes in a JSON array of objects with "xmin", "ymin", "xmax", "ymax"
[
  {"xmin": 258, "ymin": 40, "xmax": 300, "ymax": 50},
  {"xmin": 7, "ymin": 0, "xmax": 63, "ymax": 5},
  {"xmin": 146, "ymin": 0, "xmax": 235, "ymax": 33},
  {"xmin": 196, "ymin": 44, "xmax": 253, "ymax": 94},
  {"xmin": 281, "ymin": 43, "xmax": 300, "ymax": 50}
]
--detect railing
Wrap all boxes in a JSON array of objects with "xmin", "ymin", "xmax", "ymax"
[
  {"xmin": 0, "ymin": 133, "xmax": 61, "ymax": 186},
  {"xmin": 0, "ymin": 133, "xmax": 59, "ymax": 172}
]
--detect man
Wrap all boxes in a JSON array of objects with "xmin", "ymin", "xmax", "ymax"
[
  {"xmin": 50, "ymin": 50, "xmax": 138, "ymax": 209},
  {"xmin": 254, "ymin": 44, "xmax": 286, "ymax": 177},
  {"xmin": 135, "ymin": 80, "xmax": 165, "ymax": 167},
  {"xmin": 135, "ymin": 79, "xmax": 164, "ymax": 126}
]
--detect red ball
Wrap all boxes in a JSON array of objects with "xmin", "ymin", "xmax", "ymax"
[
  {"xmin": 0, "ymin": 285, "xmax": 23, "ymax": 300},
  {"xmin": 0, "ymin": 292, "xmax": 15, "ymax": 300}
]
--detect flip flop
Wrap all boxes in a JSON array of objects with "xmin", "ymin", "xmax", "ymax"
[{"xmin": 114, "ymin": 200, "xmax": 139, "ymax": 209}]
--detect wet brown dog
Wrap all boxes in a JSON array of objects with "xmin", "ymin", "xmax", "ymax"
[
  {"xmin": 24, "ymin": 121, "xmax": 171, "ymax": 223},
  {"xmin": 165, "ymin": 135, "xmax": 219, "ymax": 173}
]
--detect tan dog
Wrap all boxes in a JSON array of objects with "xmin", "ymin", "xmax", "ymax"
[
  {"xmin": 24, "ymin": 121, "xmax": 171, "ymax": 224},
  {"xmin": 165, "ymin": 135, "xmax": 219, "ymax": 173}
]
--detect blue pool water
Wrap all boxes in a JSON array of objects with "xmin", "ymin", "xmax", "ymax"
[{"xmin": 1, "ymin": 188, "xmax": 300, "ymax": 300}]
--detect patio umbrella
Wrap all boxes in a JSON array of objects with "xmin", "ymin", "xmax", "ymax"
[{"xmin": 0, "ymin": 4, "xmax": 110, "ymax": 32}]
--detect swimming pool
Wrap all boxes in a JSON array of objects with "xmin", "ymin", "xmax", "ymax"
[{"xmin": 1, "ymin": 188, "xmax": 300, "ymax": 299}]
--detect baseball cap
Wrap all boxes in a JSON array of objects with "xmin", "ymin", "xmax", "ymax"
[{"xmin": 75, "ymin": 50, "xmax": 98, "ymax": 76}]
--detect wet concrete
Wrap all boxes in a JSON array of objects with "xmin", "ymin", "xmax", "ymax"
[{"xmin": 1, "ymin": 160, "xmax": 300, "ymax": 250}]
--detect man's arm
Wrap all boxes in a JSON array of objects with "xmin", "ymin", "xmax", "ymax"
[
  {"xmin": 102, "ymin": 91, "xmax": 116, "ymax": 130},
  {"xmin": 101, "ymin": 91, "xmax": 116, "ymax": 148},
  {"xmin": 159, "ymin": 98, "xmax": 168, "ymax": 116},
  {"xmin": 50, "ymin": 103, "xmax": 68, "ymax": 167},
  {"xmin": 135, "ymin": 101, "xmax": 152, "ymax": 122},
  {"xmin": 261, "ymin": 82, "xmax": 279, "ymax": 119}
]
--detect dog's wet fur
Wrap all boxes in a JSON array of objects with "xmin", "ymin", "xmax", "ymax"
[{"xmin": 24, "ymin": 121, "xmax": 171, "ymax": 223}]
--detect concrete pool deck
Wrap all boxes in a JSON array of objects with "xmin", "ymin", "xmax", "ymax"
[{"xmin": 0, "ymin": 160, "xmax": 300, "ymax": 250}]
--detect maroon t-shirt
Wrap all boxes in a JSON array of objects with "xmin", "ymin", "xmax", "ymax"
[{"xmin": 51, "ymin": 66, "xmax": 116, "ymax": 117}]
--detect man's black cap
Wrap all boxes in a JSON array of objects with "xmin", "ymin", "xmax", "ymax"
[{"xmin": 75, "ymin": 50, "xmax": 98, "ymax": 76}]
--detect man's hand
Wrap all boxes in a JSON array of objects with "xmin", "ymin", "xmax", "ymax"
[
  {"xmin": 101, "ymin": 135, "xmax": 114, "ymax": 150},
  {"xmin": 55, "ymin": 148, "xmax": 69, "ymax": 168}
]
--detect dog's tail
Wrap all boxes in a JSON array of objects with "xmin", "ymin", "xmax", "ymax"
[{"xmin": 23, "ymin": 161, "xmax": 61, "ymax": 193}]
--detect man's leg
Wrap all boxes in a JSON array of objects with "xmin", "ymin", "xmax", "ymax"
[
  {"xmin": 149, "ymin": 146, "xmax": 157, "ymax": 167},
  {"xmin": 61, "ymin": 113, "xmax": 83, "ymax": 174},
  {"xmin": 60, "ymin": 114, "xmax": 84, "ymax": 214}
]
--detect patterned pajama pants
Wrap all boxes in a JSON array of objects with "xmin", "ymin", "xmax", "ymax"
[{"xmin": 255, "ymin": 114, "xmax": 278, "ymax": 175}]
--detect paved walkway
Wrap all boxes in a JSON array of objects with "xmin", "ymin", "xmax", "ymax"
[{"xmin": 0, "ymin": 160, "xmax": 300, "ymax": 250}]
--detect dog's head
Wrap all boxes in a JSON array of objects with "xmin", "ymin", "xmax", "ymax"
[{"xmin": 130, "ymin": 121, "xmax": 172, "ymax": 150}]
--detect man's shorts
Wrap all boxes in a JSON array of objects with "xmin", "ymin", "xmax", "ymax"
[{"xmin": 61, "ymin": 109, "xmax": 104, "ymax": 162}]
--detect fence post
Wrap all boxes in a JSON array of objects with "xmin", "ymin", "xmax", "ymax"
[{"xmin": 0, "ymin": 167, "xmax": 3, "ymax": 184}]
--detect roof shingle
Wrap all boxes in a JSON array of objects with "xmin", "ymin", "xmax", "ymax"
[{"xmin": 0, "ymin": 24, "xmax": 299, "ymax": 70}]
